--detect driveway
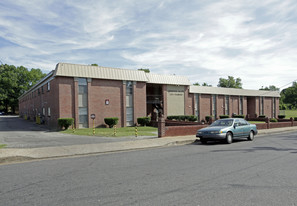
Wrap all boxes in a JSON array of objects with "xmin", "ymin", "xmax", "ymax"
[{"xmin": 0, "ymin": 116, "xmax": 155, "ymax": 148}]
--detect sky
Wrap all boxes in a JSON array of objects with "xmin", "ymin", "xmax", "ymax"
[{"xmin": 0, "ymin": 0, "xmax": 297, "ymax": 90}]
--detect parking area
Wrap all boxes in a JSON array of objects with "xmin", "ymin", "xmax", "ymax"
[{"xmin": 0, "ymin": 116, "xmax": 151, "ymax": 148}]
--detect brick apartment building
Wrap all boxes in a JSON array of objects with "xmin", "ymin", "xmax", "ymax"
[{"xmin": 18, "ymin": 63, "xmax": 280, "ymax": 129}]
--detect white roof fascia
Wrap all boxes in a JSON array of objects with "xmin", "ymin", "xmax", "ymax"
[
  {"xmin": 54, "ymin": 63, "xmax": 148, "ymax": 82},
  {"xmin": 189, "ymin": 85, "xmax": 280, "ymax": 97},
  {"xmin": 145, "ymin": 73, "xmax": 191, "ymax": 85}
]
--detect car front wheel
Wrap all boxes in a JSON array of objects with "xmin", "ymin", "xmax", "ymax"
[
  {"xmin": 200, "ymin": 138, "xmax": 207, "ymax": 144},
  {"xmin": 247, "ymin": 131, "xmax": 254, "ymax": 141},
  {"xmin": 225, "ymin": 132, "xmax": 233, "ymax": 144}
]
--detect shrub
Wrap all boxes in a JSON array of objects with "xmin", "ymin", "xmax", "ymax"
[
  {"xmin": 294, "ymin": 117, "xmax": 297, "ymax": 121},
  {"xmin": 278, "ymin": 115, "xmax": 286, "ymax": 119},
  {"xmin": 58, "ymin": 118, "xmax": 74, "ymax": 130},
  {"xmin": 233, "ymin": 114, "xmax": 245, "ymax": 118},
  {"xmin": 188, "ymin": 115, "xmax": 198, "ymax": 122},
  {"xmin": 259, "ymin": 115, "xmax": 266, "ymax": 118},
  {"xmin": 270, "ymin": 118, "xmax": 278, "ymax": 122},
  {"xmin": 104, "ymin": 117, "xmax": 119, "ymax": 128},
  {"xmin": 205, "ymin": 116, "xmax": 213, "ymax": 123},
  {"xmin": 137, "ymin": 117, "xmax": 151, "ymax": 126},
  {"xmin": 219, "ymin": 115, "xmax": 229, "ymax": 119}
]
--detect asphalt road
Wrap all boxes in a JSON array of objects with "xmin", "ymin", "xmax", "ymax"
[
  {"xmin": 0, "ymin": 116, "xmax": 156, "ymax": 148},
  {"xmin": 1, "ymin": 131, "xmax": 297, "ymax": 206}
]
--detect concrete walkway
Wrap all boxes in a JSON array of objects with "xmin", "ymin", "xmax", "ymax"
[{"xmin": 1, "ymin": 126, "xmax": 297, "ymax": 164}]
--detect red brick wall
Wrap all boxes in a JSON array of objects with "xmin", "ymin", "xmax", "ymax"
[
  {"xmin": 200, "ymin": 94, "xmax": 211, "ymax": 121},
  {"xmin": 18, "ymin": 77, "xmax": 60, "ymax": 129},
  {"xmin": 165, "ymin": 125, "xmax": 207, "ymax": 136},
  {"xmin": 133, "ymin": 82, "xmax": 147, "ymax": 124},
  {"xmin": 217, "ymin": 95, "xmax": 224, "ymax": 116},
  {"xmin": 264, "ymin": 97, "xmax": 272, "ymax": 118},
  {"xmin": 185, "ymin": 87, "xmax": 194, "ymax": 115},
  {"xmin": 230, "ymin": 96, "xmax": 239, "ymax": 115},
  {"xmin": 88, "ymin": 79, "xmax": 123, "ymax": 127}
]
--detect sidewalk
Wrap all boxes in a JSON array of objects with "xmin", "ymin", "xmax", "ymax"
[{"xmin": 1, "ymin": 127, "xmax": 297, "ymax": 164}]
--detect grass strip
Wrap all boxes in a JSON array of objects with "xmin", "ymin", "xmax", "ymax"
[{"xmin": 61, "ymin": 126, "xmax": 157, "ymax": 137}]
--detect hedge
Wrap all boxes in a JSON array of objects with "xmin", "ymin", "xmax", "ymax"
[
  {"xmin": 137, "ymin": 117, "xmax": 151, "ymax": 126},
  {"xmin": 278, "ymin": 115, "xmax": 286, "ymax": 119},
  {"xmin": 233, "ymin": 114, "xmax": 245, "ymax": 118},
  {"xmin": 104, "ymin": 117, "xmax": 119, "ymax": 128},
  {"xmin": 167, "ymin": 115, "xmax": 197, "ymax": 122},
  {"xmin": 58, "ymin": 118, "xmax": 74, "ymax": 130},
  {"xmin": 258, "ymin": 115, "xmax": 266, "ymax": 118},
  {"xmin": 294, "ymin": 117, "xmax": 297, "ymax": 121},
  {"xmin": 205, "ymin": 116, "xmax": 213, "ymax": 123},
  {"xmin": 270, "ymin": 118, "xmax": 278, "ymax": 122},
  {"xmin": 219, "ymin": 115, "xmax": 229, "ymax": 119}
]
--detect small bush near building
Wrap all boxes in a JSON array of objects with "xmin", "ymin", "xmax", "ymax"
[
  {"xmin": 270, "ymin": 118, "xmax": 278, "ymax": 122},
  {"xmin": 188, "ymin": 115, "xmax": 198, "ymax": 122},
  {"xmin": 259, "ymin": 115, "xmax": 266, "ymax": 118},
  {"xmin": 219, "ymin": 115, "xmax": 229, "ymax": 119},
  {"xmin": 167, "ymin": 115, "xmax": 197, "ymax": 122},
  {"xmin": 58, "ymin": 118, "xmax": 74, "ymax": 130},
  {"xmin": 137, "ymin": 117, "xmax": 151, "ymax": 126},
  {"xmin": 294, "ymin": 117, "xmax": 297, "ymax": 121},
  {"xmin": 205, "ymin": 116, "xmax": 213, "ymax": 123},
  {"xmin": 233, "ymin": 114, "xmax": 245, "ymax": 118},
  {"xmin": 278, "ymin": 115, "xmax": 286, "ymax": 119},
  {"xmin": 104, "ymin": 117, "xmax": 119, "ymax": 128}
]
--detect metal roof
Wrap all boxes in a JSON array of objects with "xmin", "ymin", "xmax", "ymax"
[
  {"xmin": 189, "ymin": 85, "xmax": 280, "ymax": 97},
  {"xmin": 145, "ymin": 73, "xmax": 191, "ymax": 85},
  {"xmin": 54, "ymin": 63, "xmax": 148, "ymax": 82}
]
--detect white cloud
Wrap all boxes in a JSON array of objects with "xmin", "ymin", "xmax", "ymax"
[{"xmin": 0, "ymin": 0, "xmax": 297, "ymax": 89}]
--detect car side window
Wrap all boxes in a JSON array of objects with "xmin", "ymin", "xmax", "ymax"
[
  {"xmin": 234, "ymin": 119, "xmax": 239, "ymax": 127},
  {"xmin": 239, "ymin": 119, "xmax": 247, "ymax": 126}
]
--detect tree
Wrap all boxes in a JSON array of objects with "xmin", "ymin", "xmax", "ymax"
[
  {"xmin": 202, "ymin": 82, "xmax": 212, "ymax": 87},
  {"xmin": 91, "ymin": 64, "xmax": 98, "ymax": 66},
  {"xmin": 138, "ymin": 68, "xmax": 150, "ymax": 73},
  {"xmin": 218, "ymin": 76, "xmax": 242, "ymax": 88},
  {"xmin": 0, "ymin": 64, "xmax": 46, "ymax": 113},
  {"xmin": 280, "ymin": 82, "xmax": 297, "ymax": 109},
  {"xmin": 193, "ymin": 82, "xmax": 200, "ymax": 86},
  {"xmin": 260, "ymin": 85, "xmax": 279, "ymax": 91}
]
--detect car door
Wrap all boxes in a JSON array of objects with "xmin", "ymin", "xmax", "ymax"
[
  {"xmin": 239, "ymin": 119, "xmax": 250, "ymax": 136},
  {"xmin": 233, "ymin": 119, "xmax": 242, "ymax": 138}
]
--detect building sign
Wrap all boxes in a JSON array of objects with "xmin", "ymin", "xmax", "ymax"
[{"xmin": 105, "ymin": 99, "xmax": 110, "ymax": 105}]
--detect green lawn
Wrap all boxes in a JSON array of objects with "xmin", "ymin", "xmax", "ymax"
[
  {"xmin": 279, "ymin": 110, "xmax": 297, "ymax": 118},
  {"xmin": 248, "ymin": 121, "xmax": 266, "ymax": 124},
  {"xmin": 62, "ymin": 126, "xmax": 158, "ymax": 137},
  {"xmin": 0, "ymin": 144, "xmax": 6, "ymax": 149}
]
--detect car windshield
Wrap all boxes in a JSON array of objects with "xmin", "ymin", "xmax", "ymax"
[{"xmin": 210, "ymin": 119, "xmax": 233, "ymax": 127}]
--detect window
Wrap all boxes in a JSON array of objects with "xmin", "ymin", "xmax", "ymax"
[
  {"xmin": 78, "ymin": 78, "xmax": 88, "ymax": 128},
  {"xmin": 239, "ymin": 96, "xmax": 243, "ymax": 115},
  {"xmin": 212, "ymin": 95, "xmax": 217, "ymax": 119},
  {"xmin": 126, "ymin": 81, "xmax": 134, "ymax": 126},
  {"xmin": 225, "ymin": 96, "xmax": 229, "ymax": 115},
  {"xmin": 47, "ymin": 107, "xmax": 51, "ymax": 117},
  {"xmin": 195, "ymin": 94, "xmax": 200, "ymax": 121},
  {"xmin": 41, "ymin": 86, "xmax": 44, "ymax": 94},
  {"xmin": 47, "ymin": 82, "xmax": 50, "ymax": 91},
  {"xmin": 260, "ymin": 97, "xmax": 264, "ymax": 115},
  {"xmin": 42, "ymin": 107, "xmax": 45, "ymax": 116}
]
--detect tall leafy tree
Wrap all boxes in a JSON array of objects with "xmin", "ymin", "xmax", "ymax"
[
  {"xmin": 218, "ymin": 76, "xmax": 242, "ymax": 88},
  {"xmin": 259, "ymin": 85, "xmax": 279, "ymax": 91},
  {"xmin": 0, "ymin": 64, "xmax": 46, "ymax": 113},
  {"xmin": 280, "ymin": 82, "xmax": 297, "ymax": 109}
]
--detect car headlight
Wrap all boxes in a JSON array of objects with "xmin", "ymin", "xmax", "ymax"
[{"xmin": 210, "ymin": 131, "xmax": 223, "ymax": 134}]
